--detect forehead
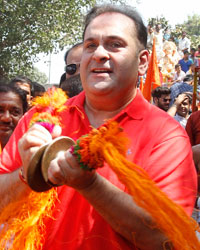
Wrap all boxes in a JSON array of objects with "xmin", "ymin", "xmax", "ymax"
[
  {"xmin": 84, "ymin": 12, "xmax": 136, "ymax": 40},
  {"xmin": 160, "ymin": 94, "xmax": 170, "ymax": 98},
  {"xmin": 16, "ymin": 82, "xmax": 30, "ymax": 93},
  {"xmin": 0, "ymin": 91, "xmax": 22, "ymax": 107},
  {"xmin": 67, "ymin": 45, "xmax": 83, "ymax": 64}
]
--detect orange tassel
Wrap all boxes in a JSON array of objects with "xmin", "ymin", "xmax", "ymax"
[
  {"xmin": 0, "ymin": 88, "xmax": 68, "ymax": 249},
  {"xmin": 73, "ymin": 121, "xmax": 200, "ymax": 249}
]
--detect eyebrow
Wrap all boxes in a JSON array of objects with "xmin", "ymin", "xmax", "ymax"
[{"xmin": 84, "ymin": 35, "xmax": 124, "ymax": 42}]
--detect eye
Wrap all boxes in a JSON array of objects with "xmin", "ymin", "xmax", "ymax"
[
  {"xmin": 85, "ymin": 42, "xmax": 97, "ymax": 50},
  {"xmin": 11, "ymin": 108, "xmax": 22, "ymax": 116},
  {"xmin": 109, "ymin": 41, "xmax": 122, "ymax": 48}
]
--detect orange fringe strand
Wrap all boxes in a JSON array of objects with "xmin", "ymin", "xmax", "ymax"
[
  {"xmin": 72, "ymin": 121, "xmax": 200, "ymax": 249},
  {"xmin": 0, "ymin": 88, "xmax": 68, "ymax": 250}
]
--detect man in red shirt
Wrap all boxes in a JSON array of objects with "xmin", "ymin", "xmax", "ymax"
[{"xmin": 0, "ymin": 4, "xmax": 197, "ymax": 250}]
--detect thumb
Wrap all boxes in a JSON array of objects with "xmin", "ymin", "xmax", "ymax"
[{"xmin": 52, "ymin": 125, "xmax": 62, "ymax": 139}]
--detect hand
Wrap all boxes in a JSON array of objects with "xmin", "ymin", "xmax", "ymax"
[
  {"xmin": 174, "ymin": 93, "xmax": 188, "ymax": 107},
  {"xmin": 47, "ymin": 150, "xmax": 97, "ymax": 190},
  {"xmin": 18, "ymin": 124, "xmax": 62, "ymax": 178}
]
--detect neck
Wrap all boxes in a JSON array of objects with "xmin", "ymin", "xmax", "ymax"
[{"xmin": 84, "ymin": 91, "xmax": 136, "ymax": 128}]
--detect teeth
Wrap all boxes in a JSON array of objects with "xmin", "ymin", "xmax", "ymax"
[{"xmin": 93, "ymin": 69, "xmax": 110, "ymax": 73}]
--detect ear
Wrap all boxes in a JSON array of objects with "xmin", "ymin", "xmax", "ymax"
[
  {"xmin": 154, "ymin": 97, "xmax": 158, "ymax": 105},
  {"xmin": 138, "ymin": 49, "xmax": 149, "ymax": 76}
]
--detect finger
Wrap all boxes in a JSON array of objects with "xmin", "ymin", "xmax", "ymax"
[
  {"xmin": 48, "ymin": 158, "xmax": 66, "ymax": 185},
  {"xmin": 52, "ymin": 125, "xmax": 62, "ymax": 139},
  {"xmin": 30, "ymin": 124, "xmax": 53, "ymax": 140},
  {"xmin": 64, "ymin": 150, "xmax": 80, "ymax": 169}
]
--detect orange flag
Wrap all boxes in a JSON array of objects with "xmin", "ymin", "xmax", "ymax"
[{"xmin": 142, "ymin": 39, "xmax": 161, "ymax": 102}]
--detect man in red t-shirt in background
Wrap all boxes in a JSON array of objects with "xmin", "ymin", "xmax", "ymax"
[{"xmin": 0, "ymin": 4, "xmax": 197, "ymax": 250}]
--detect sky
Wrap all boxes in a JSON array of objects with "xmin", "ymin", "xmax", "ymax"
[{"xmin": 34, "ymin": 0, "xmax": 200, "ymax": 84}]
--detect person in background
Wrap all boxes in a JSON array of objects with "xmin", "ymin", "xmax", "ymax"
[
  {"xmin": 178, "ymin": 50, "xmax": 193, "ymax": 73},
  {"xmin": 194, "ymin": 45, "xmax": 200, "ymax": 67},
  {"xmin": 59, "ymin": 42, "xmax": 83, "ymax": 97},
  {"xmin": 0, "ymin": 4, "xmax": 197, "ymax": 250},
  {"xmin": 60, "ymin": 74, "xmax": 83, "ymax": 98},
  {"xmin": 178, "ymin": 31, "xmax": 191, "ymax": 54},
  {"xmin": 0, "ymin": 83, "xmax": 28, "ymax": 152},
  {"xmin": 167, "ymin": 93, "xmax": 192, "ymax": 128},
  {"xmin": 10, "ymin": 76, "xmax": 33, "ymax": 107},
  {"xmin": 147, "ymin": 24, "xmax": 154, "ymax": 51},
  {"xmin": 186, "ymin": 110, "xmax": 200, "ymax": 146},
  {"xmin": 172, "ymin": 64, "xmax": 186, "ymax": 84},
  {"xmin": 31, "ymin": 82, "xmax": 46, "ymax": 98},
  {"xmin": 190, "ymin": 48, "xmax": 196, "ymax": 62},
  {"xmin": 64, "ymin": 42, "xmax": 83, "ymax": 79},
  {"xmin": 151, "ymin": 86, "xmax": 171, "ymax": 111},
  {"xmin": 170, "ymin": 74, "xmax": 194, "ymax": 106},
  {"xmin": 186, "ymin": 63, "xmax": 195, "ymax": 76}
]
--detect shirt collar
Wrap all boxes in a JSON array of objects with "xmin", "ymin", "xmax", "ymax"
[
  {"xmin": 67, "ymin": 89, "xmax": 149, "ymax": 121},
  {"xmin": 118, "ymin": 89, "xmax": 150, "ymax": 120}
]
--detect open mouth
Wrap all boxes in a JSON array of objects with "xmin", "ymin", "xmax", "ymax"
[{"xmin": 92, "ymin": 68, "xmax": 112, "ymax": 74}]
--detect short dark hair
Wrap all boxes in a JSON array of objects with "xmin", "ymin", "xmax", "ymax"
[
  {"xmin": 175, "ymin": 64, "xmax": 181, "ymax": 69},
  {"xmin": 83, "ymin": 4, "xmax": 147, "ymax": 48},
  {"xmin": 191, "ymin": 48, "xmax": 196, "ymax": 52},
  {"xmin": 10, "ymin": 75, "xmax": 33, "ymax": 92},
  {"xmin": 183, "ymin": 74, "xmax": 193, "ymax": 82},
  {"xmin": 176, "ymin": 93, "xmax": 192, "ymax": 104},
  {"xmin": 151, "ymin": 86, "xmax": 171, "ymax": 98},
  {"xmin": 183, "ymin": 50, "xmax": 189, "ymax": 55},
  {"xmin": 0, "ymin": 83, "xmax": 28, "ymax": 113},
  {"xmin": 31, "ymin": 82, "xmax": 45, "ymax": 97},
  {"xmin": 64, "ymin": 42, "xmax": 83, "ymax": 64}
]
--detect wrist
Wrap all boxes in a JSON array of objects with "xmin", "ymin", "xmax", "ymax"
[
  {"xmin": 77, "ymin": 172, "xmax": 99, "ymax": 193},
  {"xmin": 18, "ymin": 168, "xmax": 27, "ymax": 185}
]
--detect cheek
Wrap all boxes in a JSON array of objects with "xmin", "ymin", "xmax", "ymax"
[{"xmin": 13, "ymin": 116, "xmax": 22, "ymax": 126}]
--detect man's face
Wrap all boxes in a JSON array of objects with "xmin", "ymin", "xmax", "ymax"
[
  {"xmin": 81, "ymin": 12, "xmax": 148, "ymax": 104},
  {"xmin": 0, "ymin": 91, "xmax": 23, "ymax": 148},
  {"xmin": 66, "ymin": 45, "xmax": 83, "ymax": 79},
  {"xmin": 182, "ymin": 32, "xmax": 186, "ymax": 38},
  {"xmin": 184, "ymin": 52, "xmax": 189, "ymax": 60},
  {"xmin": 154, "ymin": 94, "xmax": 171, "ymax": 111},
  {"xmin": 176, "ymin": 66, "xmax": 181, "ymax": 73},
  {"xmin": 177, "ymin": 98, "xmax": 190, "ymax": 117}
]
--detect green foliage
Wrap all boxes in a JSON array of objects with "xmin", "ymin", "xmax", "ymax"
[
  {"xmin": 175, "ymin": 14, "xmax": 200, "ymax": 49},
  {"xmin": 148, "ymin": 14, "xmax": 200, "ymax": 49},
  {"xmin": 148, "ymin": 16, "xmax": 171, "ymax": 30},
  {"xmin": 25, "ymin": 67, "xmax": 48, "ymax": 85},
  {"xmin": 0, "ymin": 0, "xmax": 96, "ymax": 78},
  {"xmin": 0, "ymin": 0, "xmax": 128, "ymax": 79}
]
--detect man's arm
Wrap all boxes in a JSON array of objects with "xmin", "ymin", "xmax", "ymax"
[
  {"xmin": 79, "ymin": 174, "xmax": 171, "ymax": 250},
  {"xmin": 47, "ymin": 150, "xmax": 171, "ymax": 250},
  {"xmin": 167, "ymin": 93, "xmax": 188, "ymax": 117},
  {"xmin": 0, "ymin": 169, "xmax": 30, "ymax": 212},
  {"xmin": 12, "ymin": 123, "xmax": 171, "ymax": 250}
]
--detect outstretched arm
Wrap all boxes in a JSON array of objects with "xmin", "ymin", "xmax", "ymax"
[{"xmin": 47, "ymin": 150, "xmax": 171, "ymax": 250}]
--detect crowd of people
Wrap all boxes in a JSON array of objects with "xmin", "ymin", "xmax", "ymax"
[{"xmin": 0, "ymin": 3, "xmax": 200, "ymax": 249}]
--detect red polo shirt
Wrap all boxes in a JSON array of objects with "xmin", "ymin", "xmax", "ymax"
[{"xmin": 0, "ymin": 90, "xmax": 197, "ymax": 250}]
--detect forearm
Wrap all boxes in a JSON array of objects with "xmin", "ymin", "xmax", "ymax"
[
  {"xmin": 0, "ymin": 169, "xmax": 31, "ymax": 212},
  {"xmin": 167, "ymin": 105, "xmax": 177, "ymax": 117},
  {"xmin": 78, "ymin": 174, "xmax": 171, "ymax": 250}
]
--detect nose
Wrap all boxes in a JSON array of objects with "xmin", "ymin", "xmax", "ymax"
[
  {"xmin": 92, "ymin": 45, "xmax": 110, "ymax": 62},
  {"xmin": 0, "ymin": 110, "xmax": 12, "ymax": 122}
]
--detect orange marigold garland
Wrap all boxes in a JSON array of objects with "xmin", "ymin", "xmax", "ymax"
[
  {"xmin": 71, "ymin": 121, "xmax": 200, "ymax": 249},
  {"xmin": 0, "ymin": 87, "xmax": 68, "ymax": 250}
]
